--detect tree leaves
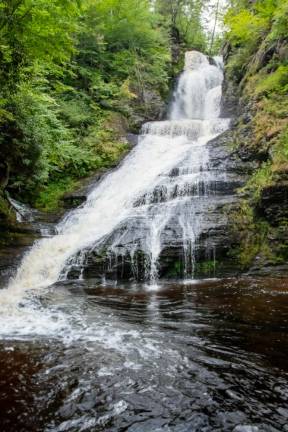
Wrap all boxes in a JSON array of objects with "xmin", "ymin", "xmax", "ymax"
[{"xmin": 0, "ymin": 0, "xmax": 207, "ymax": 208}]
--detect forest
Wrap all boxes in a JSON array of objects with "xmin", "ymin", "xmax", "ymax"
[
  {"xmin": 0, "ymin": 0, "xmax": 286, "ymax": 268},
  {"xmin": 0, "ymin": 0, "xmax": 212, "ymax": 214},
  {"xmin": 1, "ymin": 1, "xmax": 288, "ymax": 431}
]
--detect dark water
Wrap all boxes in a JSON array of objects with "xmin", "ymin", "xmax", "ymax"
[{"xmin": 1, "ymin": 277, "xmax": 288, "ymax": 432}]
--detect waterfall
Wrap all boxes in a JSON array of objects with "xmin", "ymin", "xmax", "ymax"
[{"xmin": 1, "ymin": 51, "xmax": 229, "ymax": 305}]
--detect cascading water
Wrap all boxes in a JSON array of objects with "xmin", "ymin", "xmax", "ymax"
[
  {"xmin": 2, "ymin": 52, "xmax": 288, "ymax": 432},
  {"xmin": 1, "ymin": 51, "xmax": 229, "ymax": 308}
]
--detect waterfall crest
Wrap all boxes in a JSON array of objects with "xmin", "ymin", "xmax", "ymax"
[{"xmin": 1, "ymin": 50, "xmax": 230, "ymax": 305}]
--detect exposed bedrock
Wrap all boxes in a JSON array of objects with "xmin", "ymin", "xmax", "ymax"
[
  {"xmin": 66, "ymin": 128, "xmax": 256, "ymax": 281},
  {"xmin": 256, "ymin": 184, "xmax": 288, "ymax": 227},
  {"xmin": 66, "ymin": 52, "xmax": 260, "ymax": 282},
  {"xmin": 220, "ymin": 39, "xmax": 288, "ymax": 275}
]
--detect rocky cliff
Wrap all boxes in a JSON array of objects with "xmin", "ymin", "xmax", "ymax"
[
  {"xmin": 2, "ymin": 39, "xmax": 288, "ymax": 283},
  {"xmin": 70, "ymin": 41, "xmax": 288, "ymax": 281},
  {"xmin": 219, "ymin": 37, "xmax": 288, "ymax": 275}
]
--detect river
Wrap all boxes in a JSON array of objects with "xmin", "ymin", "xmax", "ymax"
[
  {"xmin": 1, "ymin": 277, "xmax": 288, "ymax": 431},
  {"xmin": 1, "ymin": 52, "xmax": 288, "ymax": 431}
]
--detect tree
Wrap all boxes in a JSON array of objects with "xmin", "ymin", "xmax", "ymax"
[
  {"xmin": 209, "ymin": 0, "xmax": 221, "ymax": 54},
  {"xmin": 0, "ymin": 0, "xmax": 81, "ymax": 195},
  {"xmin": 155, "ymin": 0, "xmax": 208, "ymax": 51}
]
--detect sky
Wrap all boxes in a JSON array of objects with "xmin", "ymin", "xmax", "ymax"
[{"xmin": 202, "ymin": 0, "xmax": 228, "ymax": 35}]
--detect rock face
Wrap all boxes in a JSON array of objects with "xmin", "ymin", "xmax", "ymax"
[
  {"xmin": 66, "ymin": 53, "xmax": 256, "ymax": 282},
  {"xmin": 66, "ymin": 131, "xmax": 258, "ymax": 282},
  {"xmin": 219, "ymin": 41, "xmax": 288, "ymax": 275},
  {"xmin": 61, "ymin": 56, "xmax": 288, "ymax": 282},
  {"xmin": 65, "ymin": 128, "xmax": 254, "ymax": 282},
  {"xmin": 257, "ymin": 184, "xmax": 288, "ymax": 226},
  {"xmin": 128, "ymin": 88, "xmax": 167, "ymax": 131}
]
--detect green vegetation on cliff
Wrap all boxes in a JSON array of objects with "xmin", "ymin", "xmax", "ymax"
[
  {"xmin": 0, "ymin": 0, "xmax": 169, "ymax": 212},
  {"xmin": 0, "ymin": 0, "xmax": 213, "ymax": 214},
  {"xmin": 224, "ymin": 0, "xmax": 288, "ymax": 269}
]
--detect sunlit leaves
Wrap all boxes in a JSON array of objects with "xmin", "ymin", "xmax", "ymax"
[{"xmin": 225, "ymin": 9, "xmax": 269, "ymax": 46}]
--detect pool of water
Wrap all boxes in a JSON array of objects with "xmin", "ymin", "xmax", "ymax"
[{"xmin": 1, "ymin": 277, "xmax": 288, "ymax": 431}]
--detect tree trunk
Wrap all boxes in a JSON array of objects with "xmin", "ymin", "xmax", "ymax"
[{"xmin": 209, "ymin": 0, "xmax": 220, "ymax": 55}]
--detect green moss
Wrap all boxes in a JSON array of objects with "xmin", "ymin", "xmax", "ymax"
[
  {"xmin": 274, "ymin": 125, "xmax": 288, "ymax": 169},
  {"xmin": 260, "ymin": 95, "xmax": 288, "ymax": 119},
  {"xmin": 229, "ymin": 199, "xmax": 288, "ymax": 269},
  {"xmin": 241, "ymin": 163, "xmax": 273, "ymax": 202},
  {"xmin": 195, "ymin": 260, "xmax": 218, "ymax": 275},
  {"xmin": 224, "ymin": 1, "xmax": 288, "ymax": 271},
  {"xmin": 226, "ymin": 47, "xmax": 254, "ymax": 83},
  {"xmin": 278, "ymin": 241, "xmax": 288, "ymax": 261},
  {"xmin": 254, "ymin": 66, "xmax": 288, "ymax": 97},
  {"xmin": 228, "ymin": 200, "xmax": 269, "ymax": 268},
  {"xmin": 166, "ymin": 260, "xmax": 182, "ymax": 278},
  {"xmin": 34, "ymin": 177, "xmax": 78, "ymax": 212}
]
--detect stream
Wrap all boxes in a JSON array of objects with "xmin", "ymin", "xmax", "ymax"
[
  {"xmin": 1, "ymin": 278, "xmax": 288, "ymax": 431},
  {"xmin": 1, "ymin": 52, "xmax": 288, "ymax": 431}
]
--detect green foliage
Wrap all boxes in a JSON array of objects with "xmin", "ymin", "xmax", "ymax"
[
  {"xmin": 155, "ymin": 0, "xmax": 208, "ymax": 52},
  {"xmin": 258, "ymin": 94, "xmax": 288, "ymax": 119},
  {"xmin": 254, "ymin": 66, "xmax": 288, "ymax": 96},
  {"xmin": 225, "ymin": 0, "xmax": 288, "ymax": 48},
  {"xmin": 0, "ymin": 0, "xmax": 80, "ymax": 78},
  {"xmin": 274, "ymin": 125, "xmax": 288, "ymax": 170},
  {"xmin": 0, "ymin": 0, "xmax": 209, "ymax": 210},
  {"xmin": 270, "ymin": 0, "xmax": 288, "ymax": 40},
  {"xmin": 225, "ymin": 0, "xmax": 288, "ymax": 268},
  {"xmin": 87, "ymin": 0, "xmax": 164, "ymax": 51},
  {"xmin": 242, "ymin": 163, "xmax": 273, "ymax": 202},
  {"xmin": 167, "ymin": 260, "xmax": 182, "ymax": 277},
  {"xmin": 225, "ymin": 9, "xmax": 269, "ymax": 47},
  {"xmin": 225, "ymin": 46, "xmax": 252, "ymax": 81},
  {"xmin": 0, "ymin": 194, "xmax": 15, "ymax": 223},
  {"xmin": 195, "ymin": 260, "xmax": 217, "ymax": 274},
  {"xmin": 34, "ymin": 177, "xmax": 77, "ymax": 211},
  {"xmin": 229, "ymin": 201, "xmax": 270, "ymax": 268}
]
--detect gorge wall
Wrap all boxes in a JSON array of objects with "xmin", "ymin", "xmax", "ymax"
[
  {"xmin": 219, "ymin": 27, "xmax": 288, "ymax": 275},
  {"xmin": 3, "ymin": 51, "xmax": 237, "ymax": 292},
  {"xmin": 2, "ymin": 0, "xmax": 288, "ymax": 283}
]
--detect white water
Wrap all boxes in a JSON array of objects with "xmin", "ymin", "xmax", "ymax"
[
  {"xmin": 7, "ymin": 197, "xmax": 35, "ymax": 223},
  {"xmin": 0, "ymin": 51, "xmax": 230, "ymax": 321}
]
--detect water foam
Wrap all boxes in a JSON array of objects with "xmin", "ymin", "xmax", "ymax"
[{"xmin": 0, "ymin": 51, "xmax": 230, "ymax": 337}]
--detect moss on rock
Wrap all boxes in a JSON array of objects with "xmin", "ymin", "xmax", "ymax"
[{"xmin": 223, "ymin": 5, "xmax": 288, "ymax": 273}]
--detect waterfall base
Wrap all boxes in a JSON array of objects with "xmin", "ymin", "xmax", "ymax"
[{"xmin": 65, "ymin": 133, "xmax": 252, "ymax": 282}]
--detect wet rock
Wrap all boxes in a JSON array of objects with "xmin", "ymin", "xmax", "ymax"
[
  {"xmin": 221, "ymin": 76, "xmax": 239, "ymax": 118},
  {"xmin": 67, "ymin": 51, "xmax": 288, "ymax": 282},
  {"xmin": 247, "ymin": 39, "xmax": 277, "ymax": 75},
  {"xmin": 67, "ymin": 122, "xmax": 255, "ymax": 282},
  {"xmin": 276, "ymin": 407, "xmax": 288, "ymax": 419},
  {"xmin": 74, "ymin": 146, "xmax": 248, "ymax": 282},
  {"xmin": 62, "ymin": 152, "xmax": 132, "ymax": 210},
  {"xmin": 219, "ymin": 39, "xmax": 288, "ymax": 276},
  {"xmin": 126, "ymin": 133, "xmax": 138, "ymax": 147},
  {"xmin": 62, "ymin": 194, "xmax": 87, "ymax": 209},
  {"xmin": 128, "ymin": 88, "xmax": 167, "ymax": 131},
  {"xmin": 256, "ymin": 183, "xmax": 288, "ymax": 227},
  {"xmin": 233, "ymin": 426, "xmax": 260, "ymax": 432},
  {"xmin": 58, "ymin": 403, "xmax": 77, "ymax": 419}
]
